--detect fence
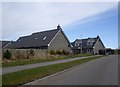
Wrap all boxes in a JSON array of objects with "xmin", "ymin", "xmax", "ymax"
[{"xmin": 2, "ymin": 49, "xmax": 50, "ymax": 59}]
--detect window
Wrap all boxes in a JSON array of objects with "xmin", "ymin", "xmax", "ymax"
[
  {"xmin": 43, "ymin": 37, "xmax": 47, "ymax": 40},
  {"xmin": 75, "ymin": 43, "xmax": 79, "ymax": 46},
  {"xmin": 87, "ymin": 42, "xmax": 90, "ymax": 45},
  {"xmin": 87, "ymin": 42, "xmax": 93, "ymax": 45},
  {"xmin": 88, "ymin": 49, "xmax": 91, "ymax": 52},
  {"xmin": 75, "ymin": 43, "xmax": 77, "ymax": 46},
  {"xmin": 90, "ymin": 42, "xmax": 93, "ymax": 45},
  {"xmin": 87, "ymin": 39, "xmax": 94, "ymax": 46},
  {"xmin": 75, "ymin": 42, "xmax": 82, "ymax": 47},
  {"xmin": 87, "ymin": 39, "xmax": 93, "ymax": 45},
  {"xmin": 79, "ymin": 43, "xmax": 81, "ymax": 46}
]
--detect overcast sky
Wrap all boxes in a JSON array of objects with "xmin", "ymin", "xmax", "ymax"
[{"xmin": 2, "ymin": 2, "xmax": 118, "ymax": 48}]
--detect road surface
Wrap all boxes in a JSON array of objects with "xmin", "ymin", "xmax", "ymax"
[
  {"xmin": 25, "ymin": 55, "xmax": 118, "ymax": 85},
  {"xmin": 2, "ymin": 55, "xmax": 99, "ymax": 75}
]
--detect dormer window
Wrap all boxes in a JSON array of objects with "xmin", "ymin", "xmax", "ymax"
[
  {"xmin": 75, "ymin": 43, "xmax": 78, "ymax": 46},
  {"xmin": 87, "ymin": 39, "xmax": 92, "ymax": 45},
  {"xmin": 75, "ymin": 43, "xmax": 81, "ymax": 47},
  {"xmin": 87, "ymin": 41, "xmax": 93, "ymax": 45},
  {"xmin": 43, "ymin": 36, "xmax": 47, "ymax": 40}
]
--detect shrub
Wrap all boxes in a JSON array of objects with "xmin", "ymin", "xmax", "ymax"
[
  {"xmin": 3, "ymin": 50, "xmax": 12, "ymax": 60},
  {"xmin": 56, "ymin": 50, "xmax": 63, "ymax": 55},
  {"xmin": 29, "ymin": 49, "xmax": 35, "ymax": 56},
  {"xmin": 62, "ymin": 50, "xmax": 69, "ymax": 55},
  {"xmin": 118, "ymin": 50, "xmax": 120, "ymax": 54},
  {"xmin": 49, "ymin": 50, "xmax": 56, "ymax": 55}
]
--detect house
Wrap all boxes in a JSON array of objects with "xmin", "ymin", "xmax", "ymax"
[
  {"xmin": 6, "ymin": 25, "xmax": 71, "ymax": 53},
  {"xmin": 99, "ymin": 48, "xmax": 115, "ymax": 55},
  {"xmin": 0, "ymin": 41, "xmax": 13, "ymax": 49},
  {"xmin": 71, "ymin": 36, "xmax": 105, "ymax": 54}
]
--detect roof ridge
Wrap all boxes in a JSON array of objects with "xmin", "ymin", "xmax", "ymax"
[
  {"xmin": 76, "ymin": 37, "xmax": 98, "ymax": 40},
  {"xmin": 32, "ymin": 28, "xmax": 59, "ymax": 35},
  {"xmin": 18, "ymin": 29, "xmax": 60, "ymax": 39}
]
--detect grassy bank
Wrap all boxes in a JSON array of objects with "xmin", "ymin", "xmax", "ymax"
[
  {"xmin": 2, "ymin": 56, "xmax": 103, "ymax": 86},
  {"xmin": 2, "ymin": 54, "xmax": 93, "ymax": 67}
]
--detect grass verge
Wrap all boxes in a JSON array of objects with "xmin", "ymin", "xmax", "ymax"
[
  {"xmin": 2, "ymin": 56, "xmax": 103, "ymax": 86},
  {"xmin": 2, "ymin": 54, "xmax": 93, "ymax": 67}
]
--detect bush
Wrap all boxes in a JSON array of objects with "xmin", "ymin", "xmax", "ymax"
[
  {"xmin": 56, "ymin": 50, "xmax": 63, "ymax": 55},
  {"xmin": 118, "ymin": 50, "xmax": 120, "ymax": 54},
  {"xmin": 3, "ymin": 50, "xmax": 12, "ymax": 60},
  {"xmin": 29, "ymin": 49, "xmax": 35, "ymax": 56},
  {"xmin": 48, "ymin": 50, "xmax": 69, "ymax": 55},
  {"xmin": 49, "ymin": 50, "xmax": 56, "ymax": 55},
  {"xmin": 62, "ymin": 50, "xmax": 69, "ymax": 55}
]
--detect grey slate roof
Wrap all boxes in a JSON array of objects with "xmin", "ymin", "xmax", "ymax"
[
  {"xmin": 71, "ymin": 36, "xmax": 104, "ymax": 49},
  {"xmin": 0, "ymin": 41, "xmax": 11, "ymax": 48},
  {"xmin": 13, "ymin": 28, "xmax": 60, "ymax": 48},
  {"xmin": 0, "ymin": 41, "xmax": 16, "ymax": 49}
]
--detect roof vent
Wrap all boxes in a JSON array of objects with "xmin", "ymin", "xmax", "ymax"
[
  {"xmin": 43, "ymin": 36, "xmax": 47, "ymax": 40},
  {"xmin": 35, "ymin": 37, "xmax": 37, "ymax": 39}
]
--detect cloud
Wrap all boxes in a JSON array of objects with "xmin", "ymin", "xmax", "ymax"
[
  {"xmin": 2, "ymin": 2, "xmax": 117, "ymax": 40},
  {"xmin": 71, "ymin": 6, "xmax": 118, "ymax": 26}
]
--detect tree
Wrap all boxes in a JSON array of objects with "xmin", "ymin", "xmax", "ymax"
[{"xmin": 3, "ymin": 50, "xmax": 12, "ymax": 60}]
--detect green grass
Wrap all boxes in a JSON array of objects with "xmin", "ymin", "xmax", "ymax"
[
  {"xmin": 2, "ymin": 54, "xmax": 93, "ymax": 67},
  {"xmin": 2, "ymin": 56, "xmax": 103, "ymax": 86},
  {"xmin": 2, "ymin": 58, "xmax": 63, "ymax": 67}
]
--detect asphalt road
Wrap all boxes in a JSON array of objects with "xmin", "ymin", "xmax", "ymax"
[
  {"xmin": 25, "ymin": 55, "xmax": 118, "ymax": 85},
  {"xmin": 2, "ymin": 55, "xmax": 99, "ymax": 75}
]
